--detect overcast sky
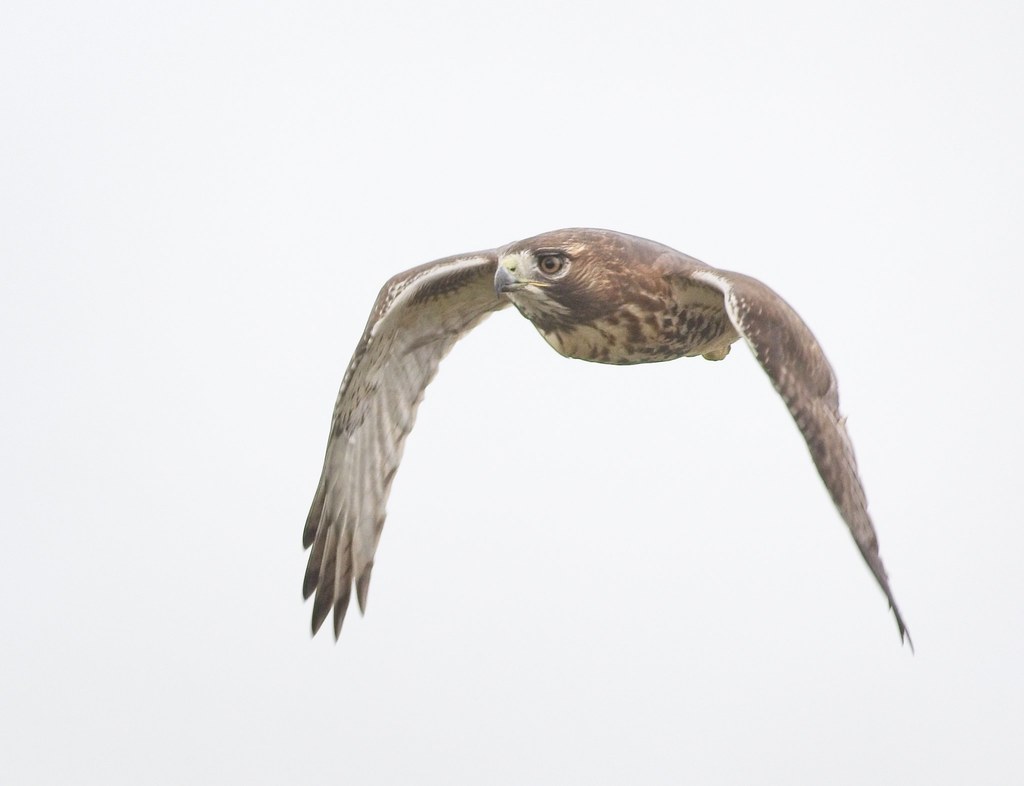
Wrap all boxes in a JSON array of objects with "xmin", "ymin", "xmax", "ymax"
[{"xmin": 2, "ymin": 1, "xmax": 1022, "ymax": 783}]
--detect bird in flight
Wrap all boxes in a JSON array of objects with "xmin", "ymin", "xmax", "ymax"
[{"xmin": 302, "ymin": 228, "xmax": 911, "ymax": 646}]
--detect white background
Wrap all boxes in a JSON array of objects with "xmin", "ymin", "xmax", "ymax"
[{"xmin": 2, "ymin": 1, "xmax": 1022, "ymax": 783}]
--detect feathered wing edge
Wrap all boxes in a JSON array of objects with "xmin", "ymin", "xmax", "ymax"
[
  {"xmin": 688, "ymin": 267, "xmax": 912, "ymax": 648},
  {"xmin": 303, "ymin": 251, "xmax": 507, "ymax": 638}
]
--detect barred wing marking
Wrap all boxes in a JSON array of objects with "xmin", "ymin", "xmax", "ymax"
[
  {"xmin": 303, "ymin": 252, "xmax": 507, "ymax": 637},
  {"xmin": 689, "ymin": 268, "xmax": 911, "ymax": 646}
]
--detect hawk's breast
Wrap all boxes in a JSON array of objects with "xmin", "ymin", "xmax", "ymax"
[{"xmin": 538, "ymin": 301, "xmax": 739, "ymax": 365}]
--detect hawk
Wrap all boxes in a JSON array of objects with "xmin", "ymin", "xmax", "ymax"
[{"xmin": 303, "ymin": 228, "xmax": 911, "ymax": 646}]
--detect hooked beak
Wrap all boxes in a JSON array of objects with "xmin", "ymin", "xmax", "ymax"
[{"xmin": 494, "ymin": 264, "xmax": 525, "ymax": 295}]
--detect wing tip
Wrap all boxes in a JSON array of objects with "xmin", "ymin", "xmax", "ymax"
[
  {"xmin": 892, "ymin": 605, "xmax": 914, "ymax": 654},
  {"xmin": 308, "ymin": 576, "xmax": 357, "ymax": 641},
  {"xmin": 301, "ymin": 565, "xmax": 319, "ymax": 601},
  {"xmin": 310, "ymin": 595, "xmax": 332, "ymax": 637},
  {"xmin": 332, "ymin": 587, "xmax": 352, "ymax": 640},
  {"xmin": 355, "ymin": 566, "xmax": 373, "ymax": 615},
  {"xmin": 303, "ymin": 487, "xmax": 327, "ymax": 549}
]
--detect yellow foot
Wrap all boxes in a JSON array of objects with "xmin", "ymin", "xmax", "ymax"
[{"xmin": 702, "ymin": 346, "xmax": 731, "ymax": 361}]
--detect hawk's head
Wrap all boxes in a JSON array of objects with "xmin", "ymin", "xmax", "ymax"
[{"xmin": 494, "ymin": 228, "xmax": 653, "ymax": 330}]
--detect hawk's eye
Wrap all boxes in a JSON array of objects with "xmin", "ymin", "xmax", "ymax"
[{"xmin": 537, "ymin": 254, "xmax": 567, "ymax": 276}]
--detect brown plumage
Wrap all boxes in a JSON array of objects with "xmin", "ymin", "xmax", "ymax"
[{"xmin": 303, "ymin": 228, "xmax": 911, "ymax": 646}]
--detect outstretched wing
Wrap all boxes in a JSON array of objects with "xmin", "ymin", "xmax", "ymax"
[
  {"xmin": 303, "ymin": 251, "xmax": 508, "ymax": 638},
  {"xmin": 687, "ymin": 267, "xmax": 911, "ymax": 646}
]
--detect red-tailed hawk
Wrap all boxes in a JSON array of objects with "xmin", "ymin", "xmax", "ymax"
[{"xmin": 303, "ymin": 228, "xmax": 911, "ymax": 646}]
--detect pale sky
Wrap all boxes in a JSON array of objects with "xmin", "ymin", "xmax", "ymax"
[{"xmin": 2, "ymin": 1, "xmax": 1022, "ymax": 783}]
